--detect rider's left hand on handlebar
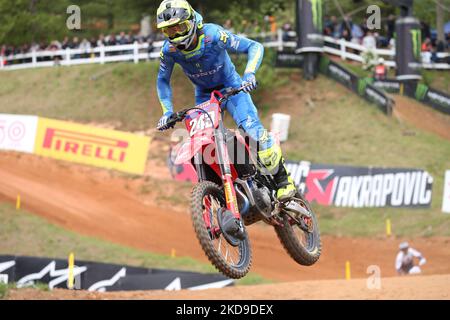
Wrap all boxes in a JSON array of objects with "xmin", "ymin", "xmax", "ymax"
[
  {"xmin": 241, "ymin": 73, "xmax": 257, "ymax": 93},
  {"xmin": 157, "ymin": 111, "xmax": 174, "ymax": 131}
]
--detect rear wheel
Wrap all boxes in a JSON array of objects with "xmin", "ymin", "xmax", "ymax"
[
  {"xmin": 191, "ymin": 181, "xmax": 252, "ymax": 279},
  {"xmin": 275, "ymin": 193, "xmax": 321, "ymax": 266}
]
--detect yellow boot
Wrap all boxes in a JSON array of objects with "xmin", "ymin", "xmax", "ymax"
[{"xmin": 258, "ymin": 144, "xmax": 297, "ymax": 201}]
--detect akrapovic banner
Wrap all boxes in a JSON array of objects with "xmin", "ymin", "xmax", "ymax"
[{"xmin": 286, "ymin": 161, "xmax": 433, "ymax": 208}]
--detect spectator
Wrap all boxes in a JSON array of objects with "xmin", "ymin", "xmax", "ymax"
[
  {"xmin": 373, "ymin": 58, "xmax": 387, "ymax": 80},
  {"xmin": 127, "ymin": 31, "xmax": 135, "ymax": 44},
  {"xmin": 362, "ymin": 31, "xmax": 377, "ymax": 50},
  {"xmin": 223, "ymin": 19, "xmax": 235, "ymax": 33},
  {"xmin": 107, "ymin": 34, "xmax": 117, "ymax": 46},
  {"xmin": 97, "ymin": 34, "xmax": 106, "ymax": 47},
  {"xmin": 71, "ymin": 37, "xmax": 80, "ymax": 49},
  {"xmin": 282, "ymin": 22, "xmax": 294, "ymax": 42},
  {"xmin": 386, "ymin": 14, "xmax": 396, "ymax": 41},
  {"xmin": 61, "ymin": 36, "xmax": 71, "ymax": 49},
  {"xmin": 351, "ymin": 24, "xmax": 364, "ymax": 44},
  {"xmin": 90, "ymin": 37, "xmax": 97, "ymax": 48},
  {"xmin": 340, "ymin": 16, "xmax": 353, "ymax": 41},
  {"xmin": 79, "ymin": 38, "xmax": 91, "ymax": 58},
  {"xmin": 395, "ymin": 242, "xmax": 426, "ymax": 275},
  {"xmin": 325, "ymin": 15, "xmax": 339, "ymax": 38},
  {"xmin": 79, "ymin": 38, "xmax": 91, "ymax": 51},
  {"xmin": 118, "ymin": 31, "xmax": 130, "ymax": 45},
  {"xmin": 422, "ymin": 37, "xmax": 432, "ymax": 52},
  {"xmin": 421, "ymin": 21, "xmax": 431, "ymax": 41}
]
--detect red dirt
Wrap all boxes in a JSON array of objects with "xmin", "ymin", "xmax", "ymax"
[
  {"xmin": 1, "ymin": 152, "xmax": 450, "ymax": 284},
  {"xmin": 392, "ymin": 94, "xmax": 450, "ymax": 141},
  {"xmin": 7, "ymin": 274, "xmax": 450, "ymax": 300}
]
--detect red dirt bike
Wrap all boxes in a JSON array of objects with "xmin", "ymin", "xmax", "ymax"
[{"xmin": 158, "ymin": 85, "xmax": 321, "ymax": 279}]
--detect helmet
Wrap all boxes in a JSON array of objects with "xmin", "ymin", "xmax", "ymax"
[
  {"xmin": 378, "ymin": 57, "xmax": 385, "ymax": 64},
  {"xmin": 157, "ymin": 0, "xmax": 198, "ymax": 50},
  {"xmin": 399, "ymin": 242, "xmax": 409, "ymax": 250}
]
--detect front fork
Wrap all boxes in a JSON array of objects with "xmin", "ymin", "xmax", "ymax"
[{"xmin": 214, "ymin": 124, "xmax": 241, "ymax": 220}]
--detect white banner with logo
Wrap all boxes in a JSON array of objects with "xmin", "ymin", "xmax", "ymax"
[
  {"xmin": 0, "ymin": 114, "xmax": 38, "ymax": 153},
  {"xmin": 442, "ymin": 170, "xmax": 450, "ymax": 214}
]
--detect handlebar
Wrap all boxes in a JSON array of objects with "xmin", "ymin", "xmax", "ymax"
[{"xmin": 157, "ymin": 84, "xmax": 254, "ymax": 131}]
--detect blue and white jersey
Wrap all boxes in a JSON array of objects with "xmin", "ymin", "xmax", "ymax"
[{"xmin": 157, "ymin": 23, "xmax": 264, "ymax": 115}]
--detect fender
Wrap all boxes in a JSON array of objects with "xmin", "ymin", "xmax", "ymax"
[{"xmin": 174, "ymin": 135, "xmax": 214, "ymax": 165}]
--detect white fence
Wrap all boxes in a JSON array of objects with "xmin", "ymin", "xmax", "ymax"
[
  {"xmin": 0, "ymin": 41, "xmax": 163, "ymax": 71},
  {"xmin": 1, "ymin": 31, "xmax": 448, "ymax": 71}
]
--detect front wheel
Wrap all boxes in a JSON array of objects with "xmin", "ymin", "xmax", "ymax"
[
  {"xmin": 275, "ymin": 193, "xmax": 321, "ymax": 266},
  {"xmin": 191, "ymin": 181, "xmax": 252, "ymax": 279}
]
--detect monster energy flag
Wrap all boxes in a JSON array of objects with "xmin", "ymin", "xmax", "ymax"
[
  {"xmin": 296, "ymin": 0, "xmax": 323, "ymax": 52},
  {"xmin": 395, "ymin": 17, "xmax": 422, "ymax": 80}
]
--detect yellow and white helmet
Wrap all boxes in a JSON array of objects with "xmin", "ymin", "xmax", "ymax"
[{"xmin": 156, "ymin": 0, "xmax": 198, "ymax": 50}]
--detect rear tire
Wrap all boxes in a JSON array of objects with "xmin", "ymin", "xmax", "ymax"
[
  {"xmin": 191, "ymin": 181, "xmax": 252, "ymax": 279},
  {"xmin": 275, "ymin": 193, "xmax": 321, "ymax": 266}
]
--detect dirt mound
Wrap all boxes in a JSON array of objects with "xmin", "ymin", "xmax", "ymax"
[
  {"xmin": 1, "ymin": 152, "xmax": 450, "ymax": 282},
  {"xmin": 392, "ymin": 95, "xmax": 450, "ymax": 141},
  {"xmin": 7, "ymin": 274, "xmax": 450, "ymax": 300}
]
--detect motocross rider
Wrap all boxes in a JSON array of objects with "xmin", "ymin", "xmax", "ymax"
[{"xmin": 156, "ymin": 0, "xmax": 296, "ymax": 201}]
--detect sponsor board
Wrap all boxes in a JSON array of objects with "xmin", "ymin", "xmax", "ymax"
[
  {"xmin": 34, "ymin": 117, "xmax": 150, "ymax": 175},
  {"xmin": 0, "ymin": 114, "xmax": 38, "ymax": 153},
  {"xmin": 443, "ymin": 170, "xmax": 450, "ymax": 214},
  {"xmin": 424, "ymin": 88, "xmax": 450, "ymax": 115},
  {"xmin": 406, "ymin": 83, "xmax": 450, "ymax": 115},
  {"xmin": 326, "ymin": 62, "xmax": 356, "ymax": 89},
  {"xmin": 372, "ymin": 79, "xmax": 401, "ymax": 93},
  {"xmin": 0, "ymin": 255, "xmax": 233, "ymax": 291},
  {"xmin": 275, "ymin": 51, "xmax": 304, "ymax": 68},
  {"xmin": 318, "ymin": 59, "xmax": 393, "ymax": 115},
  {"xmin": 286, "ymin": 161, "xmax": 433, "ymax": 208}
]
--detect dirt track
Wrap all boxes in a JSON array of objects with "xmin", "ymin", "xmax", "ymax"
[
  {"xmin": 7, "ymin": 274, "xmax": 450, "ymax": 300},
  {"xmin": 1, "ymin": 152, "xmax": 450, "ymax": 283},
  {"xmin": 392, "ymin": 94, "xmax": 450, "ymax": 141}
]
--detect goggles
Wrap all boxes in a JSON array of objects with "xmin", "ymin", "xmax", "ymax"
[{"xmin": 161, "ymin": 20, "xmax": 192, "ymax": 39}]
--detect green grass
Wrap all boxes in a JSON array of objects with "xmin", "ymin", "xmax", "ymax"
[
  {"xmin": 0, "ymin": 202, "xmax": 267, "ymax": 285},
  {"xmin": 0, "ymin": 282, "xmax": 11, "ymax": 299}
]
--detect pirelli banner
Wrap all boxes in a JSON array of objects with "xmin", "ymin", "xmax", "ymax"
[
  {"xmin": 34, "ymin": 117, "xmax": 150, "ymax": 175},
  {"xmin": 34, "ymin": 118, "xmax": 150, "ymax": 174},
  {"xmin": 286, "ymin": 161, "xmax": 433, "ymax": 208}
]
